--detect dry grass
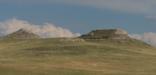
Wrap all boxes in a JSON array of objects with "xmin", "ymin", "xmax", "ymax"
[{"xmin": 0, "ymin": 38, "xmax": 155, "ymax": 75}]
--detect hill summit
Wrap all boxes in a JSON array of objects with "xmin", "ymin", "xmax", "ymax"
[
  {"xmin": 80, "ymin": 28, "xmax": 130, "ymax": 40},
  {"xmin": 4, "ymin": 29, "xmax": 40, "ymax": 39}
]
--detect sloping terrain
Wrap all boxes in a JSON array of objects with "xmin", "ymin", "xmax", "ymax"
[
  {"xmin": 4, "ymin": 29, "xmax": 40, "ymax": 39},
  {"xmin": 0, "ymin": 38, "xmax": 156, "ymax": 75}
]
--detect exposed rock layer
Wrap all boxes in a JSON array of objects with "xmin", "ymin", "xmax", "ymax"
[
  {"xmin": 4, "ymin": 29, "xmax": 40, "ymax": 39},
  {"xmin": 80, "ymin": 29, "xmax": 130, "ymax": 40}
]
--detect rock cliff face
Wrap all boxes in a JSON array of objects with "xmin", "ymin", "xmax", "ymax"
[
  {"xmin": 80, "ymin": 28, "xmax": 130, "ymax": 40},
  {"xmin": 4, "ymin": 29, "xmax": 40, "ymax": 39}
]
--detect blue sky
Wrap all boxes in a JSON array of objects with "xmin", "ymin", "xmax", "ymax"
[
  {"xmin": 1, "ymin": 0, "xmax": 156, "ymax": 46},
  {"xmin": 0, "ymin": 0, "xmax": 156, "ymax": 34}
]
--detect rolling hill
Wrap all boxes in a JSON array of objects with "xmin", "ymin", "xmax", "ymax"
[{"xmin": 0, "ymin": 29, "xmax": 155, "ymax": 75}]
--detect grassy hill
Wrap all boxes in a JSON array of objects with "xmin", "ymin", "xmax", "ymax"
[{"xmin": 0, "ymin": 38, "xmax": 156, "ymax": 75}]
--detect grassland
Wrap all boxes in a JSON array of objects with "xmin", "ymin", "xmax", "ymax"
[{"xmin": 0, "ymin": 38, "xmax": 156, "ymax": 75}]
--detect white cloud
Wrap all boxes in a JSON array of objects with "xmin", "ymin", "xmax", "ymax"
[
  {"xmin": 145, "ymin": 15, "xmax": 156, "ymax": 20},
  {"xmin": 130, "ymin": 32, "xmax": 156, "ymax": 47},
  {"xmin": 0, "ymin": 18, "xmax": 80, "ymax": 38}
]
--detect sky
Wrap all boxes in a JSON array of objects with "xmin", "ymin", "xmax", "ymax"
[{"xmin": 0, "ymin": 0, "xmax": 156, "ymax": 46}]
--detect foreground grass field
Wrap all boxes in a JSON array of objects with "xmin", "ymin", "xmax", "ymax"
[{"xmin": 0, "ymin": 38, "xmax": 156, "ymax": 75}]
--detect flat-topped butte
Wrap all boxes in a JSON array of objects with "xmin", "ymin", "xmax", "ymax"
[{"xmin": 80, "ymin": 28, "xmax": 130, "ymax": 40}]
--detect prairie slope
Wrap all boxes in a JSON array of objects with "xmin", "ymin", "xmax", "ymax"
[{"xmin": 0, "ymin": 38, "xmax": 156, "ymax": 75}]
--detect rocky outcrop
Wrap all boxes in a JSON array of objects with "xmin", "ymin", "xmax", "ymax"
[
  {"xmin": 80, "ymin": 28, "xmax": 130, "ymax": 40},
  {"xmin": 4, "ymin": 29, "xmax": 40, "ymax": 39}
]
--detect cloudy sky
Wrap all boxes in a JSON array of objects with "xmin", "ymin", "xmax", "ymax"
[{"xmin": 0, "ymin": 0, "xmax": 156, "ymax": 46}]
